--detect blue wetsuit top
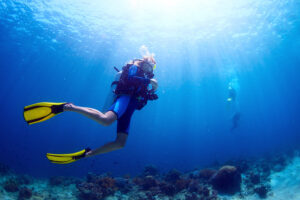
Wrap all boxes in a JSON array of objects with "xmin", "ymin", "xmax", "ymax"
[{"xmin": 109, "ymin": 65, "xmax": 150, "ymax": 134}]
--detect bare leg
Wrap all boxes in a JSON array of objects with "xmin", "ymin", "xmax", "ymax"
[
  {"xmin": 63, "ymin": 104, "xmax": 127, "ymax": 157},
  {"xmin": 86, "ymin": 133, "xmax": 128, "ymax": 157},
  {"xmin": 64, "ymin": 103, "xmax": 117, "ymax": 126}
]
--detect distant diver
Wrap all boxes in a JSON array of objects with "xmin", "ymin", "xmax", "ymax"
[
  {"xmin": 231, "ymin": 112, "xmax": 241, "ymax": 131},
  {"xmin": 23, "ymin": 49, "xmax": 158, "ymax": 164},
  {"xmin": 227, "ymin": 85, "xmax": 236, "ymax": 103},
  {"xmin": 227, "ymin": 79, "xmax": 241, "ymax": 131}
]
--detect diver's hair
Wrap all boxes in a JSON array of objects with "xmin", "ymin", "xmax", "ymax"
[
  {"xmin": 126, "ymin": 45, "xmax": 156, "ymax": 65},
  {"xmin": 140, "ymin": 45, "xmax": 156, "ymax": 64}
]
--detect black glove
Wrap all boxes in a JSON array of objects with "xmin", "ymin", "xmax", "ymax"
[{"xmin": 148, "ymin": 93, "xmax": 158, "ymax": 100}]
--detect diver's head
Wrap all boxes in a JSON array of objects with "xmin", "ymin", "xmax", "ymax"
[
  {"xmin": 141, "ymin": 56, "xmax": 156, "ymax": 74},
  {"xmin": 138, "ymin": 45, "xmax": 156, "ymax": 73}
]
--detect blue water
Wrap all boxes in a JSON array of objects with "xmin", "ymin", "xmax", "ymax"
[{"xmin": 0, "ymin": 0, "xmax": 300, "ymax": 178}]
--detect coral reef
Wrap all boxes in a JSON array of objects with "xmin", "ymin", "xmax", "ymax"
[
  {"xmin": 140, "ymin": 175, "xmax": 159, "ymax": 190},
  {"xmin": 4, "ymin": 178, "xmax": 19, "ymax": 192},
  {"xmin": 175, "ymin": 178, "xmax": 191, "ymax": 191},
  {"xmin": 16, "ymin": 175, "xmax": 32, "ymax": 185},
  {"xmin": 159, "ymin": 181, "xmax": 177, "ymax": 196},
  {"xmin": 142, "ymin": 165, "xmax": 160, "ymax": 177},
  {"xmin": 49, "ymin": 176, "xmax": 79, "ymax": 186},
  {"xmin": 254, "ymin": 185, "xmax": 270, "ymax": 198},
  {"xmin": 0, "ymin": 150, "xmax": 298, "ymax": 200},
  {"xmin": 198, "ymin": 168, "xmax": 217, "ymax": 181},
  {"xmin": 210, "ymin": 165, "xmax": 241, "ymax": 194},
  {"xmin": 164, "ymin": 169, "xmax": 182, "ymax": 184},
  {"xmin": 129, "ymin": 167, "xmax": 221, "ymax": 199},
  {"xmin": 18, "ymin": 187, "xmax": 32, "ymax": 199},
  {"xmin": 114, "ymin": 177, "xmax": 132, "ymax": 193},
  {"xmin": 76, "ymin": 174, "xmax": 118, "ymax": 200}
]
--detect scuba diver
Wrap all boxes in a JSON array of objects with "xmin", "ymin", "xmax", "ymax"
[
  {"xmin": 227, "ymin": 85, "xmax": 236, "ymax": 103},
  {"xmin": 23, "ymin": 54, "xmax": 158, "ymax": 164},
  {"xmin": 227, "ymin": 79, "xmax": 241, "ymax": 131},
  {"xmin": 231, "ymin": 112, "xmax": 241, "ymax": 131}
]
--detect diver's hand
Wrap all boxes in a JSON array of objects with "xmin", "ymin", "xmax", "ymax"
[
  {"xmin": 63, "ymin": 103, "xmax": 76, "ymax": 111},
  {"xmin": 150, "ymin": 79, "xmax": 158, "ymax": 91}
]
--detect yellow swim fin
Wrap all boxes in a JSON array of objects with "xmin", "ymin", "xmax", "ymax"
[
  {"xmin": 23, "ymin": 102, "xmax": 66, "ymax": 125},
  {"xmin": 46, "ymin": 148, "xmax": 91, "ymax": 164}
]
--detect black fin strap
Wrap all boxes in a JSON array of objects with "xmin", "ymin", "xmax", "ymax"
[
  {"xmin": 51, "ymin": 103, "xmax": 66, "ymax": 114},
  {"xmin": 72, "ymin": 147, "xmax": 91, "ymax": 160}
]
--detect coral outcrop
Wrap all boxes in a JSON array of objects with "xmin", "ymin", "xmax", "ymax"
[
  {"xmin": 77, "ymin": 174, "xmax": 118, "ymax": 200},
  {"xmin": 18, "ymin": 187, "xmax": 32, "ymax": 199},
  {"xmin": 198, "ymin": 168, "xmax": 217, "ymax": 180},
  {"xmin": 210, "ymin": 165, "xmax": 241, "ymax": 194},
  {"xmin": 4, "ymin": 178, "xmax": 19, "ymax": 192}
]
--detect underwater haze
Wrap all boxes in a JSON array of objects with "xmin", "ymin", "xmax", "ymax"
[{"xmin": 0, "ymin": 0, "xmax": 300, "ymax": 180}]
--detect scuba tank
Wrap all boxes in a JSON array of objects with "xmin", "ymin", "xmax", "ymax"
[{"xmin": 111, "ymin": 62, "xmax": 158, "ymax": 110}]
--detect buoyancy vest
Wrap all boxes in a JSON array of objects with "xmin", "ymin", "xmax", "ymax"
[{"xmin": 111, "ymin": 63, "xmax": 157, "ymax": 110}]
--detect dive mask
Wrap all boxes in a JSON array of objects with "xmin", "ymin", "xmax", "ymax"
[{"xmin": 144, "ymin": 61, "xmax": 156, "ymax": 71}]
